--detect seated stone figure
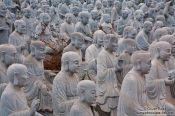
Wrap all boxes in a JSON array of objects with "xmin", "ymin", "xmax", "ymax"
[
  {"xmin": 63, "ymin": 32, "xmax": 84, "ymax": 59},
  {"xmin": 0, "ymin": 44, "xmax": 17, "ymax": 84},
  {"xmin": 23, "ymin": 41, "xmax": 52, "ymax": 112},
  {"xmin": 136, "ymin": 21, "xmax": 153, "ymax": 51},
  {"xmin": 52, "ymin": 51, "xmax": 81, "ymax": 116},
  {"xmin": 9, "ymin": 19, "xmax": 30, "ymax": 57},
  {"xmin": 60, "ymin": 13, "xmax": 75, "ymax": 38},
  {"xmin": 85, "ymin": 30, "xmax": 105, "ymax": 63},
  {"xmin": 0, "ymin": 2, "xmax": 10, "ymax": 44},
  {"xmin": 75, "ymin": 11, "xmax": 92, "ymax": 38},
  {"xmin": 146, "ymin": 41, "xmax": 175, "ymax": 116},
  {"xmin": 69, "ymin": 80, "xmax": 96, "ymax": 116},
  {"xmin": 0, "ymin": 64, "xmax": 42, "ymax": 116},
  {"xmin": 118, "ymin": 51, "xmax": 165, "ymax": 116},
  {"xmin": 96, "ymin": 34, "xmax": 121, "ymax": 116}
]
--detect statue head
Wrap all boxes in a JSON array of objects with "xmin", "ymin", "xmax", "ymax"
[
  {"xmin": 7, "ymin": 64, "xmax": 28, "ymax": 87},
  {"xmin": 49, "ymin": 6, "xmax": 56, "ymax": 18},
  {"xmin": 65, "ymin": 13, "xmax": 73, "ymax": 24},
  {"xmin": 101, "ymin": 23, "xmax": 112, "ymax": 34},
  {"xmin": 102, "ymin": 0, "xmax": 108, "ymax": 7},
  {"xmin": 103, "ymin": 14, "xmax": 111, "ymax": 24},
  {"xmin": 160, "ymin": 35, "xmax": 175, "ymax": 56},
  {"xmin": 77, "ymin": 80, "xmax": 96, "ymax": 105},
  {"xmin": 154, "ymin": 41, "xmax": 171, "ymax": 61},
  {"xmin": 41, "ymin": 0, "xmax": 48, "ymax": 6},
  {"xmin": 145, "ymin": 0, "xmax": 152, "ymax": 7},
  {"xmin": 30, "ymin": 0, "xmax": 38, "ymax": 9},
  {"xmin": 14, "ymin": 20, "xmax": 26, "ymax": 34},
  {"xmin": 114, "ymin": 1, "xmax": 121, "ymax": 10},
  {"xmin": 42, "ymin": 4, "xmax": 50, "ymax": 14},
  {"xmin": 156, "ymin": 15, "xmax": 166, "ymax": 25},
  {"xmin": 121, "ymin": 9, "xmax": 129, "ymax": 19},
  {"xmin": 143, "ymin": 21, "xmax": 153, "ymax": 34},
  {"xmin": 108, "ymin": 0, "xmax": 114, "ymax": 7},
  {"xmin": 87, "ymin": 4, "xmax": 93, "ymax": 12},
  {"xmin": 79, "ymin": 11, "xmax": 90, "ymax": 25},
  {"xmin": 30, "ymin": 41, "xmax": 45, "ymax": 61},
  {"xmin": 40, "ymin": 13, "xmax": 51, "ymax": 26},
  {"xmin": 22, "ymin": 7, "xmax": 32, "ymax": 18},
  {"xmin": 62, "ymin": 0, "xmax": 71, "ymax": 5},
  {"xmin": 154, "ymin": 28, "xmax": 168, "ymax": 41},
  {"xmin": 95, "ymin": 1, "xmax": 102, "ymax": 10},
  {"xmin": 90, "ymin": 20, "xmax": 98, "ymax": 33},
  {"xmin": 93, "ymin": 30, "xmax": 105, "ymax": 47},
  {"xmin": 71, "ymin": 32, "xmax": 84, "ymax": 49},
  {"xmin": 0, "ymin": 44, "xmax": 17, "ymax": 67},
  {"xmin": 153, "ymin": 21, "xmax": 164, "ymax": 30},
  {"xmin": 61, "ymin": 51, "xmax": 81, "ymax": 73},
  {"xmin": 71, "ymin": 6, "xmax": 80, "ymax": 16},
  {"xmin": 59, "ymin": 5, "xmax": 69, "ymax": 18},
  {"xmin": 0, "ymin": 3, "xmax": 7, "ymax": 17},
  {"xmin": 104, "ymin": 34, "xmax": 118, "ymax": 53},
  {"xmin": 120, "ymin": 39, "xmax": 137, "ymax": 55},
  {"xmin": 168, "ymin": 6, "xmax": 175, "ymax": 15},
  {"xmin": 134, "ymin": 10, "xmax": 144, "ymax": 22},
  {"xmin": 123, "ymin": 26, "xmax": 137, "ymax": 39},
  {"xmin": 91, "ymin": 10, "xmax": 98, "ymax": 20},
  {"xmin": 131, "ymin": 51, "xmax": 151, "ymax": 75}
]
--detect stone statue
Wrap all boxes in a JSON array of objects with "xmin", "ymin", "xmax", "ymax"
[
  {"xmin": 52, "ymin": 51, "xmax": 81, "ymax": 116},
  {"xmin": 75, "ymin": 11, "xmax": 92, "ymax": 38},
  {"xmin": 71, "ymin": 6, "xmax": 80, "ymax": 24},
  {"xmin": 152, "ymin": 21, "xmax": 164, "ymax": 32},
  {"xmin": 101, "ymin": 23, "xmax": 113, "ymax": 34},
  {"xmin": 89, "ymin": 10, "xmax": 99, "ymax": 34},
  {"xmin": 85, "ymin": 30, "xmax": 105, "ymax": 63},
  {"xmin": 118, "ymin": 51, "xmax": 165, "ymax": 116},
  {"xmin": 0, "ymin": 44, "xmax": 17, "ymax": 84},
  {"xmin": 146, "ymin": 41, "xmax": 175, "ymax": 115},
  {"xmin": 63, "ymin": 32, "xmax": 84, "ymax": 59},
  {"xmin": 9, "ymin": 19, "xmax": 30, "ymax": 57},
  {"xmin": 60, "ymin": 13, "xmax": 75, "ymax": 38},
  {"xmin": 0, "ymin": 64, "xmax": 42, "ymax": 116},
  {"xmin": 135, "ymin": 21, "xmax": 153, "ymax": 51},
  {"xmin": 111, "ymin": 1, "xmax": 121, "ymax": 24},
  {"xmin": 99, "ymin": 14, "xmax": 111, "ymax": 27},
  {"xmin": 117, "ymin": 9, "xmax": 131, "ymax": 35},
  {"xmin": 0, "ymin": 2, "xmax": 10, "ymax": 44},
  {"xmin": 96, "ymin": 34, "xmax": 120, "ymax": 116},
  {"xmin": 23, "ymin": 41, "xmax": 52, "ymax": 112},
  {"xmin": 69, "ymin": 80, "xmax": 96, "ymax": 116}
]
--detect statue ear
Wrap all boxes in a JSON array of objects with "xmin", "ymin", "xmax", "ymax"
[{"xmin": 0, "ymin": 52, "xmax": 5, "ymax": 63}]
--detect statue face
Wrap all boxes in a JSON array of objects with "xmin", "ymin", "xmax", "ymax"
[
  {"xmin": 96, "ymin": 3, "xmax": 102, "ymax": 10},
  {"xmin": 84, "ymin": 86, "xmax": 96, "ymax": 105},
  {"xmin": 91, "ymin": 12, "xmax": 98, "ymax": 20},
  {"xmin": 30, "ymin": 0, "xmax": 38, "ymax": 8},
  {"xmin": 159, "ymin": 47, "xmax": 171, "ymax": 61},
  {"xmin": 4, "ymin": 49, "xmax": 17, "ymax": 67},
  {"xmin": 87, "ymin": 4, "xmax": 93, "ymax": 12},
  {"xmin": 72, "ymin": 8, "xmax": 80, "ymax": 16},
  {"xmin": 17, "ymin": 22, "xmax": 26, "ymax": 34},
  {"xmin": 0, "ymin": 4, "xmax": 7, "ymax": 17},
  {"xmin": 140, "ymin": 57, "xmax": 151, "ymax": 74},
  {"xmin": 104, "ymin": 15, "xmax": 111, "ymax": 24},
  {"xmin": 122, "ymin": 11, "xmax": 129, "ymax": 19},
  {"xmin": 144, "ymin": 23, "xmax": 153, "ymax": 33},
  {"xmin": 145, "ymin": 0, "xmax": 152, "ymax": 7},
  {"xmin": 136, "ymin": 12, "xmax": 144, "ymax": 21},
  {"xmin": 42, "ymin": 15, "xmax": 50, "ymax": 26},
  {"xmin": 102, "ymin": 0, "xmax": 107, "ymax": 7},
  {"xmin": 33, "ymin": 45, "xmax": 45, "ymax": 61},
  {"xmin": 68, "ymin": 59, "xmax": 80, "ymax": 73},
  {"xmin": 64, "ymin": 0, "xmax": 71, "ymax": 5},
  {"xmin": 91, "ymin": 23, "xmax": 98, "ymax": 33},
  {"xmin": 24, "ymin": 9, "xmax": 32, "ymax": 18},
  {"xmin": 128, "ymin": 29, "xmax": 137, "ymax": 39},
  {"xmin": 106, "ymin": 38, "xmax": 118, "ymax": 52},
  {"xmin": 126, "ymin": 44, "xmax": 136, "ymax": 55},
  {"xmin": 66, "ymin": 15, "xmax": 72, "ymax": 24},
  {"xmin": 74, "ymin": 38, "xmax": 84, "ymax": 49},
  {"xmin": 96, "ymin": 35, "xmax": 103, "ymax": 47},
  {"xmin": 102, "ymin": 26, "xmax": 112, "ymax": 34},
  {"xmin": 15, "ymin": 68, "xmax": 29, "ymax": 87},
  {"xmin": 81, "ymin": 16, "xmax": 89, "ymax": 25}
]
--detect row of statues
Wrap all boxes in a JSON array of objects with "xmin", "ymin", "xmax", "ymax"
[{"xmin": 1, "ymin": 0, "xmax": 175, "ymax": 116}]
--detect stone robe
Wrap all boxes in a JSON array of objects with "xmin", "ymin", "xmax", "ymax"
[
  {"xmin": 117, "ymin": 69, "xmax": 149, "ymax": 116},
  {"xmin": 52, "ymin": 71, "xmax": 79, "ymax": 116},
  {"xmin": 60, "ymin": 22, "xmax": 74, "ymax": 37},
  {"xmin": 69, "ymin": 100, "xmax": 94, "ymax": 116},
  {"xmin": 96, "ymin": 49, "xmax": 119, "ymax": 113},
  {"xmin": 9, "ymin": 31, "xmax": 30, "ymax": 56},
  {"xmin": 85, "ymin": 44, "xmax": 102, "ymax": 62},
  {"xmin": 0, "ymin": 16, "xmax": 10, "ymax": 44},
  {"xmin": 0, "ymin": 83, "xmax": 42, "ymax": 116},
  {"xmin": 24, "ymin": 55, "xmax": 52, "ymax": 111}
]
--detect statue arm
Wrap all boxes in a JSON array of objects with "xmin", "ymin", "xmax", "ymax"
[{"xmin": 136, "ymin": 35, "xmax": 150, "ymax": 50}]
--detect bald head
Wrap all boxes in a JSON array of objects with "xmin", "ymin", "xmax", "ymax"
[
  {"xmin": 77, "ymin": 80, "xmax": 95, "ymax": 95},
  {"xmin": 61, "ymin": 51, "xmax": 81, "ymax": 65},
  {"xmin": 0, "ymin": 44, "xmax": 16, "ymax": 54}
]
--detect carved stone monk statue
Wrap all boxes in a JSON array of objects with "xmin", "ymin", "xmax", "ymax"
[
  {"xmin": 9, "ymin": 19, "xmax": 30, "ymax": 57},
  {"xmin": 0, "ymin": 2, "xmax": 10, "ymax": 44},
  {"xmin": 60, "ymin": 13, "xmax": 75, "ymax": 38},
  {"xmin": 85, "ymin": 30, "xmax": 105, "ymax": 63},
  {"xmin": 0, "ymin": 64, "xmax": 42, "ymax": 116},
  {"xmin": 96, "ymin": 34, "xmax": 120, "ymax": 116},
  {"xmin": 63, "ymin": 32, "xmax": 84, "ymax": 59},
  {"xmin": 52, "ymin": 51, "xmax": 81, "ymax": 116},
  {"xmin": 0, "ymin": 44, "xmax": 17, "ymax": 84},
  {"xmin": 23, "ymin": 41, "xmax": 52, "ymax": 112},
  {"xmin": 146, "ymin": 41, "xmax": 175, "ymax": 115},
  {"xmin": 69, "ymin": 80, "xmax": 96, "ymax": 116},
  {"xmin": 75, "ymin": 11, "xmax": 92, "ymax": 38},
  {"xmin": 118, "ymin": 51, "xmax": 165, "ymax": 116},
  {"xmin": 136, "ymin": 21, "xmax": 153, "ymax": 51}
]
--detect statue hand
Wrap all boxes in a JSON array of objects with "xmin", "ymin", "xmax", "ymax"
[{"xmin": 30, "ymin": 98, "xmax": 40, "ymax": 116}]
